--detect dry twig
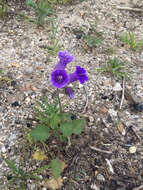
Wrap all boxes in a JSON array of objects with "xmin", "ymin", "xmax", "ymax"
[
  {"xmin": 133, "ymin": 185, "xmax": 143, "ymax": 190},
  {"xmin": 117, "ymin": 6, "xmax": 143, "ymax": 12},
  {"xmin": 89, "ymin": 146, "xmax": 112, "ymax": 154},
  {"xmin": 119, "ymin": 77, "xmax": 125, "ymax": 109},
  {"xmin": 105, "ymin": 159, "xmax": 114, "ymax": 174},
  {"xmin": 130, "ymin": 126, "xmax": 141, "ymax": 141}
]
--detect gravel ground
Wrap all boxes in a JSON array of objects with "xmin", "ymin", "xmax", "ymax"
[{"xmin": 0, "ymin": 0, "xmax": 143, "ymax": 189}]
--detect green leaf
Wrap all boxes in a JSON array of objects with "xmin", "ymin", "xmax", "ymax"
[
  {"xmin": 30, "ymin": 125, "xmax": 50, "ymax": 141},
  {"xmin": 1, "ymin": 155, "xmax": 19, "ymax": 175},
  {"xmin": 49, "ymin": 159, "xmax": 62, "ymax": 179},
  {"xmin": 60, "ymin": 122, "xmax": 73, "ymax": 137},
  {"xmin": 62, "ymin": 113, "xmax": 72, "ymax": 122},
  {"xmin": 26, "ymin": 0, "xmax": 37, "ymax": 9},
  {"xmin": 72, "ymin": 119, "xmax": 85, "ymax": 134},
  {"xmin": 50, "ymin": 114, "xmax": 61, "ymax": 129}
]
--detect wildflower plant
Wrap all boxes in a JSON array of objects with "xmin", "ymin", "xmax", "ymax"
[
  {"xmin": 31, "ymin": 51, "xmax": 88, "ymax": 144},
  {"xmin": 28, "ymin": 51, "xmax": 88, "ymax": 180}
]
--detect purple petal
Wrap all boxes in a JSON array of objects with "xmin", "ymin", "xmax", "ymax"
[
  {"xmin": 54, "ymin": 51, "xmax": 74, "ymax": 70},
  {"xmin": 69, "ymin": 66, "xmax": 88, "ymax": 84},
  {"xmin": 65, "ymin": 87, "xmax": 75, "ymax": 99},
  {"xmin": 51, "ymin": 69, "xmax": 69, "ymax": 88},
  {"xmin": 58, "ymin": 51, "xmax": 74, "ymax": 64}
]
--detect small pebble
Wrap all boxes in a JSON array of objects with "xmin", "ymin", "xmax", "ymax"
[
  {"xmin": 1, "ymin": 146, "xmax": 6, "ymax": 153},
  {"xmin": 89, "ymin": 116, "xmax": 94, "ymax": 123},
  {"xmin": 42, "ymin": 188, "xmax": 47, "ymax": 190},
  {"xmin": 11, "ymin": 101, "xmax": 19, "ymax": 107},
  {"xmin": 25, "ymin": 97, "xmax": 31, "ymax": 104},
  {"xmin": 25, "ymin": 67, "xmax": 34, "ymax": 75},
  {"xmin": 129, "ymin": 146, "xmax": 137, "ymax": 154},
  {"xmin": 96, "ymin": 173, "xmax": 105, "ymax": 181},
  {"xmin": 133, "ymin": 103, "xmax": 143, "ymax": 112},
  {"xmin": 108, "ymin": 109, "xmax": 117, "ymax": 117},
  {"xmin": 91, "ymin": 184, "xmax": 100, "ymax": 190},
  {"xmin": 11, "ymin": 80, "xmax": 17, "ymax": 86},
  {"xmin": 7, "ymin": 175, "xmax": 13, "ymax": 180},
  {"xmin": 71, "ymin": 114, "xmax": 77, "ymax": 120},
  {"xmin": 9, "ymin": 134, "xmax": 16, "ymax": 141},
  {"xmin": 27, "ymin": 123, "xmax": 32, "ymax": 128},
  {"xmin": 100, "ymin": 93, "xmax": 108, "ymax": 100},
  {"xmin": 107, "ymin": 114, "xmax": 112, "ymax": 123},
  {"xmin": 79, "ymin": 84, "xmax": 83, "ymax": 88}
]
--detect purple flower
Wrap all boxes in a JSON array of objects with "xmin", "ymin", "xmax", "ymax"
[
  {"xmin": 55, "ymin": 51, "xmax": 74, "ymax": 70},
  {"xmin": 51, "ymin": 69, "xmax": 69, "ymax": 88},
  {"xmin": 69, "ymin": 66, "xmax": 88, "ymax": 84},
  {"xmin": 65, "ymin": 87, "xmax": 74, "ymax": 99}
]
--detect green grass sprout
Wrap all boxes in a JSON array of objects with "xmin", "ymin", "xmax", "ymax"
[
  {"xmin": 97, "ymin": 57, "xmax": 130, "ymax": 79},
  {"xmin": 119, "ymin": 31, "xmax": 143, "ymax": 51}
]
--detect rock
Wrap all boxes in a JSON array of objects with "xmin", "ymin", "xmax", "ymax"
[
  {"xmin": 113, "ymin": 82, "xmax": 122, "ymax": 91},
  {"xmin": 133, "ymin": 184, "xmax": 143, "ymax": 190},
  {"xmin": 25, "ymin": 67, "xmax": 35, "ymax": 75},
  {"xmin": 99, "ymin": 106, "xmax": 108, "ymax": 113},
  {"xmin": 11, "ymin": 101, "xmax": 20, "ymax": 107},
  {"xmin": 1, "ymin": 146, "xmax": 6, "ymax": 153},
  {"xmin": 89, "ymin": 116, "xmax": 94, "ymax": 123},
  {"xmin": 79, "ymin": 84, "xmax": 83, "ymax": 88},
  {"xmin": 117, "ymin": 122, "xmax": 126, "ymax": 136},
  {"xmin": 11, "ymin": 80, "xmax": 17, "ymax": 86},
  {"xmin": 108, "ymin": 109, "xmax": 117, "ymax": 117},
  {"xmin": 25, "ymin": 97, "xmax": 31, "ymax": 104},
  {"xmin": 107, "ymin": 114, "xmax": 113, "ymax": 123},
  {"xmin": 91, "ymin": 184, "xmax": 100, "ymax": 190},
  {"xmin": 133, "ymin": 103, "xmax": 143, "ymax": 112},
  {"xmin": 9, "ymin": 134, "xmax": 17, "ymax": 141},
  {"xmin": 96, "ymin": 173, "xmax": 105, "ymax": 181}
]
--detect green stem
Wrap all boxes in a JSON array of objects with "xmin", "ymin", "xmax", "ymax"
[{"xmin": 57, "ymin": 89, "xmax": 62, "ymax": 113}]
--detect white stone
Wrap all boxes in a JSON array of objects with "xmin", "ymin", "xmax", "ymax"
[
  {"xmin": 25, "ymin": 97, "xmax": 31, "ymax": 104},
  {"xmin": 91, "ymin": 184, "xmax": 100, "ymax": 190},
  {"xmin": 108, "ymin": 109, "xmax": 117, "ymax": 117},
  {"xmin": 9, "ymin": 134, "xmax": 17, "ymax": 141},
  {"xmin": 97, "ymin": 174, "xmax": 105, "ymax": 181},
  {"xmin": 113, "ymin": 82, "xmax": 122, "ymax": 91},
  {"xmin": 129, "ymin": 146, "xmax": 137, "ymax": 154},
  {"xmin": 1, "ymin": 146, "xmax": 6, "ymax": 153}
]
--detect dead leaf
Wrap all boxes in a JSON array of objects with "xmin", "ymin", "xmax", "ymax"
[
  {"xmin": 31, "ymin": 85, "xmax": 38, "ymax": 91},
  {"xmin": 36, "ymin": 66, "xmax": 44, "ymax": 70},
  {"xmin": 117, "ymin": 122, "xmax": 126, "ymax": 136},
  {"xmin": 32, "ymin": 150, "xmax": 47, "ymax": 161},
  {"xmin": 99, "ymin": 106, "xmax": 108, "ymax": 114},
  {"xmin": 94, "ymin": 170, "xmax": 98, "ymax": 177},
  {"xmin": 10, "ymin": 63, "xmax": 20, "ymax": 67},
  {"xmin": 25, "ymin": 83, "xmax": 31, "ymax": 91},
  {"xmin": 42, "ymin": 176, "xmax": 63, "ymax": 190},
  {"xmin": 124, "ymin": 44, "xmax": 130, "ymax": 49},
  {"xmin": 60, "ymin": 161, "xmax": 67, "ymax": 171}
]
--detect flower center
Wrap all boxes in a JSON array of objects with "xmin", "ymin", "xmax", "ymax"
[{"xmin": 57, "ymin": 75, "xmax": 63, "ymax": 83}]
